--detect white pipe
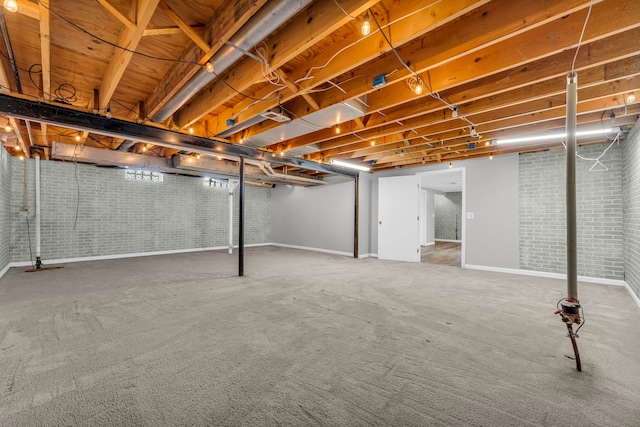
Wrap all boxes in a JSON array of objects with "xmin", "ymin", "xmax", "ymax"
[
  {"xmin": 228, "ymin": 187, "xmax": 233, "ymax": 254},
  {"xmin": 228, "ymin": 180, "xmax": 239, "ymax": 254},
  {"xmin": 35, "ymin": 155, "xmax": 41, "ymax": 259}
]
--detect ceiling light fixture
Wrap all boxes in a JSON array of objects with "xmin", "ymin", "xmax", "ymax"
[
  {"xmin": 74, "ymin": 135, "xmax": 81, "ymax": 142},
  {"xmin": 335, "ymin": 125, "xmax": 341, "ymax": 134},
  {"xmin": 362, "ymin": 11, "xmax": 371, "ymax": 36},
  {"xmin": 205, "ymin": 61, "xmax": 214, "ymax": 73},
  {"xmin": 451, "ymin": 106, "xmax": 458, "ymax": 118},
  {"xmin": 331, "ymin": 159, "xmax": 370, "ymax": 172},
  {"xmin": 189, "ymin": 126, "xmax": 194, "ymax": 135},
  {"xmin": 370, "ymin": 140, "xmax": 375, "ymax": 146},
  {"xmin": 4, "ymin": 124, "xmax": 11, "ymax": 132},
  {"xmin": 106, "ymin": 106, "xmax": 112, "ymax": 119},
  {"xmin": 448, "ymin": 162, "xmax": 453, "ymax": 168},
  {"xmin": 469, "ymin": 126, "xmax": 478, "ymax": 137},
  {"xmin": 495, "ymin": 127, "xmax": 616, "ymax": 145},
  {"xmin": 3, "ymin": 0, "xmax": 17, "ymax": 13}
]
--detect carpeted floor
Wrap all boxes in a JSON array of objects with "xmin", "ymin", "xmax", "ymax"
[{"xmin": 1, "ymin": 246, "xmax": 639, "ymax": 426}]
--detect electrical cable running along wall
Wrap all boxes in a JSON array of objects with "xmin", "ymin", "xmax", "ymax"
[
  {"xmin": 519, "ymin": 142, "xmax": 625, "ymax": 281},
  {"xmin": 8, "ymin": 158, "xmax": 271, "ymax": 263}
]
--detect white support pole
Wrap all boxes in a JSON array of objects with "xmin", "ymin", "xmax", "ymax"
[
  {"xmin": 228, "ymin": 180, "xmax": 239, "ymax": 254},
  {"xmin": 35, "ymin": 155, "xmax": 41, "ymax": 267}
]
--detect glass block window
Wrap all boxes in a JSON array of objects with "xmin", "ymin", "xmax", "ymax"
[
  {"xmin": 126, "ymin": 169, "xmax": 163, "ymax": 182},
  {"xmin": 204, "ymin": 177, "xmax": 229, "ymax": 188}
]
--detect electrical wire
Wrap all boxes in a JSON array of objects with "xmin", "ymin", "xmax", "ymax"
[
  {"xmin": 369, "ymin": 10, "xmax": 477, "ymax": 130},
  {"xmin": 331, "ymin": 0, "xmax": 356, "ymax": 20},
  {"xmin": 36, "ymin": 0, "xmax": 206, "ymax": 69},
  {"xmin": 571, "ymin": 0, "xmax": 593, "ymax": 74}
]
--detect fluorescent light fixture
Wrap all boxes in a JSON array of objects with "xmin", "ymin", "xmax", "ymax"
[
  {"xmin": 495, "ymin": 128, "xmax": 615, "ymax": 145},
  {"xmin": 331, "ymin": 159, "xmax": 370, "ymax": 172}
]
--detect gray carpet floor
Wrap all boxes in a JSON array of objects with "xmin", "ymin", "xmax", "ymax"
[{"xmin": 1, "ymin": 246, "xmax": 639, "ymax": 426}]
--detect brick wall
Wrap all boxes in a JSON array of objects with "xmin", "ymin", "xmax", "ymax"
[
  {"xmin": 0, "ymin": 147, "xmax": 11, "ymax": 272},
  {"xmin": 10, "ymin": 160, "xmax": 271, "ymax": 262},
  {"xmin": 623, "ymin": 121, "xmax": 640, "ymax": 297},
  {"xmin": 435, "ymin": 192, "xmax": 462, "ymax": 240},
  {"xmin": 519, "ymin": 143, "xmax": 624, "ymax": 280}
]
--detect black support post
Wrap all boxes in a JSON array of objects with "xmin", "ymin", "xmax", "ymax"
[{"xmin": 239, "ymin": 156, "xmax": 245, "ymax": 277}]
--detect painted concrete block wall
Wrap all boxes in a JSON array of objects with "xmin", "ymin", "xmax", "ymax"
[
  {"xmin": 372, "ymin": 154, "xmax": 520, "ymax": 268},
  {"xmin": 623, "ymin": 121, "xmax": 640, "ymax": 298},
  {"xmin": 10, "ymin": 159, "xmax": 270, "ymax": 262},
  {"xmin": 271, "ymin": 176, "xmax": 355, "ymax": 255},
  {"xmin": 435, "ymin": 192, "xmax": 462, "ymax": 240},
  {"xmin": 519, "ymin": 143, "xmax": 624, "ymax": 280},
  {"xmin": 0, "ymin": 148, "xmax": 11, "ymax": 272}
]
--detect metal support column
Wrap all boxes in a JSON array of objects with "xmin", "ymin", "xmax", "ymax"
[
  {"xmin": 354, "ymin": 174, "xmax": 359, "ymax": 259},
  {"xmin": 566, "ymin": 72, "xmax": 578, "ymax": 302},
  {"xmin": 238, "ymin": 156, "xmax": 245, "ymax": 277}
]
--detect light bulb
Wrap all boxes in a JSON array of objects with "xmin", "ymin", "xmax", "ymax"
[
  {"xmin": 414, "ymin": 82, "xmax": 423, "ymax": 95},
  {"xmin": 106, "ymin": 106, "xmax": 112, "ymax": 119},
  {"xmin": 4, "ymin": 124, "xmax": 11, "ymax": 132},
  {"xmin": 189, "ymin": 127, "xmax": 194, "ymax": 134},
  {"xmin": 4, "ymin": 0, "xmax": 18, "ymax": 13},
  {"xmin": 628, "ymin": 92, "xmax": 636, "ymax": 103},
  {"xmin": 75, "ymin": 135, "xmax": 81, "ymax": 142},
  {"xmin": 370, "ymin": 140, "xmax": 375, "ymax": 146},
  {"xmin": 205, "ymin": 61, "xmax": 214, "ymax": 73},
  {"xmin": 489, "ymin": 155, "xmax": 493, "ymax": 160},
  {"xmin": 362, "ymin": 12, "xmax": 371, "ymax": 36},
  {"xmin": 335, "ymin": 125, "xmax": 340, "ymax": 134},
  {"xmin": 449, "ymin": 162, "xmax": 453, "ymax": 168},
  {"xmin": 142, "ymin": 146, "xmax": 147, "ymax": 152},
  {"xmin": 451, "ymin": 106, "xmax": 458, "ymax": 118}
]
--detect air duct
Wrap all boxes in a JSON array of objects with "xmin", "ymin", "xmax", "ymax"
[{"xmin": 151, "ymin": 0, "xmax": 313, "ymax": 124}]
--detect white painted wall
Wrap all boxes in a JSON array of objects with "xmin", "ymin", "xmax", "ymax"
[
  {"xmin": 271, "ymin": 175, "xmax": 356, "ymax": 255},
  {"xmin": 425, "ymin": 190, "xmax": 435, "ymax": 245},
  {"xmin": 372, "ymin": 154, "xmax": 520, "ymax": 269}
]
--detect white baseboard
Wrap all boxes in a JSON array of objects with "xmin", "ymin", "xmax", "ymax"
[
  {"xmin": 624, "ymin": 281, "xmax": 640, "ymax": 310},
  {"xmin": 464, "ymin": 264, "xmax": 626, "ymax": 287},
  {"xmin": 270, "ymin": 243, "xmax": 353, "ymax": 257},
  {"xmin": 435, "ymin": 239, "xmax": 462, "ymax": 243},
  {"xmin": 0, "ymin": 262, "xmax": 10, "ymax": 280},
  {"xmin": 5, "ymin": 243, "xmax": 272, "ymax": 269},
  {"xmin": 421, "ymin": 242, "xmax": 435, "ymax": 247}
]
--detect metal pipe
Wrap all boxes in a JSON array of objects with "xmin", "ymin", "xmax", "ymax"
[
  {"xmin": 152, "ymin": 0, "xmax": 313, "ymax": 123},
  {"xmin": 354, "ymin": 174, "xmax": 359, "ymax": 259},
  {"xmin": 0, "ymin": 10, "xmax": 22, "ymax": 93},
  {"xmin": 239, "ymin": 157, "xmax": 245, "ymax": 276},
  {"xmin": 35, "ymin": 155, "xmax": 41, "ymax": 267},
  {"xmin": 566, "ymin": 72, "xmax": 578, "ymax": 301}
]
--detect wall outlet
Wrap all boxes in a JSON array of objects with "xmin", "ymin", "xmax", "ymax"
[{"xmin": 467, "ymin": 212, "xmax": 474, "ymax": 219}]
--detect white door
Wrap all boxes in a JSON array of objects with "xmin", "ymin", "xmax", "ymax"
[{"xmin": 378, "ymin": 175, "xmax": 421, "ymax": 262}]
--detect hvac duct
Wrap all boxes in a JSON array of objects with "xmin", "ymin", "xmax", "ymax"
[{"xmin": 151, "ymin": 0, "xmax": 313, "ymax": 123}]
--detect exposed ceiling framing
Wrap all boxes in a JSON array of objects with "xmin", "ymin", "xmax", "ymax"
[{"xmin": 0, "ymin": 0, "xmax": 637, "ymax": 183}]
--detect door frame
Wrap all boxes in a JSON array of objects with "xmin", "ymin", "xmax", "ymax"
[{"xmin": 416, "ymin": 167, "xmax": 466, "ymax": 267}]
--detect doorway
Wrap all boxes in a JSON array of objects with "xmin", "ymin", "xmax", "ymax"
[{"xmin": 417, "ymin": 168, "xmax": 465, "ymax": 267}]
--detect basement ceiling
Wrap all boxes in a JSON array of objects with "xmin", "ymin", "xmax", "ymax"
[{"xmin": 0, "ymin": 0, "xmax": 638, "ymax": 181}]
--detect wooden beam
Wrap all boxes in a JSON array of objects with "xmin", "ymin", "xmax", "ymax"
[
  {"xmin": 177, "ymin": 0, "xmax": 380, "ymax": 127},
  {"xmin": 274, "ymin": 68, "xmax": 320, "ymax": 111},
  {"xmin": 276, "ymin": 6, "xmax": 640, "ymax": 153},
  {"xmin": 38, "ymin": 0, "xmax": 50, "ymax": 104},
  {"xmin": 96, "ymin": 0, "xmax": 136, "ymax": 31},
  {"xmin": 98, "ymin": 0, "xmax": 160, "ymax": 110},
  {"xmin": 145, "ymin": 0, "xmax": 267, "ymax": 118},
  {"xmin": 143, "ymin": 25, "xmax": 203, "ymax": 36},
  {"xmin": 15, "ymin": 0, "xmax": 39, "ymax": 20},
  {"xmin": 158, "ymin": 1, "xmax": 210, "ymax": 52}
]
